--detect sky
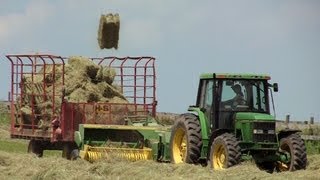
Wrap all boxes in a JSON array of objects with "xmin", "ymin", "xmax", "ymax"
[{"xmin": 0, "ymin": 0, "xmax": 319, "ymax": 121}]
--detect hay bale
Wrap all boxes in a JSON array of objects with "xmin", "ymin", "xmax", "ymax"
[
  {"xmin": 97, "ymin": 13, "xmax": 120, "ymax": 49},
  {"xmin": 65, "ymin": 72, "xmax": 90, "ymax": 95},
  {"xmin": 20, "ymin": 106, "xmax": 33, "ymax": 124},
  {"xmin": 96, "ymin": 66, "xmax": 116, "ymax": 84},
  {"xmin": 85, "ymin": 83, "xmax": 103, "ymax": 102},
  {"xmin": 97, "ymin": 82, "xmax": 126, "ymax": 100},
  {"xmin": 68, "ymin": 56, "xmax": 100, "ymax": 80},
  {"xmin": 68, "ymin": 89, "xmax": 89, "ymax": 103},
  {"xmin": 109, "ymin": 96, "xmax": 128, "ymax": 104},
  {"xmin": 20, "ymin": 106, "xmax": 32, "ymax": 115}
]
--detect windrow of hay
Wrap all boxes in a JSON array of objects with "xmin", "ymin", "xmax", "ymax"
[
  {"xmin": 17, "ymin": 56, "xmax": 130, "ymax": 129},
  {"xmin": 98, "ymin": 13, "xmax": 120, "ymax": 49}
]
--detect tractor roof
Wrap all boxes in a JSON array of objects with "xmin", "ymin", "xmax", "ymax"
[{"xmin": 200, "ymin": 73, "xmax": 271, "ymax": 80}]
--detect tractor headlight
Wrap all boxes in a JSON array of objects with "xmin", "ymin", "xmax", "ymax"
[
  {"xmin": 267, "ymin": 130, "xmax": 275, "ymax": 134},
  {"xmin": 253, "ymin": 129, "xmax": 264, "ymax": 134}
]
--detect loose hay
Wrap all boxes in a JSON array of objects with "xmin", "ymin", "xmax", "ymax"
[
  {"xmin": 97, "ymin": 13, "xmax": 120, "ymax": 49},
  {"xmin": 1, "ymin": 150, "xmax": 320, "ymax": 180}
]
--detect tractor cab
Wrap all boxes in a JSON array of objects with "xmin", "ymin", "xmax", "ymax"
[{"xmin": 196, "ymin": 73, "xmax": 276, "ymax": 131}]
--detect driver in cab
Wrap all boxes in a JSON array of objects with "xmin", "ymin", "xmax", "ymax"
[{"xmin": 223, "ymin": 84, "xmax": 246, "ymax": 109}]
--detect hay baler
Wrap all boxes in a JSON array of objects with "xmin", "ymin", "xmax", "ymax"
[{"xmin": 7, "ymin": 54, "xmax": 172, "ymax": 161}]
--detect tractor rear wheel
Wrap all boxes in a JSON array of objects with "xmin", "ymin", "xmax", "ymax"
[
  {"xmin": 276, "ymin": 133, "xmax": 307, "ymax": 171},
  {"xmin": 170, "ymin": 113, "xmax": 202, "ymax": 164},
  {"xmin": 27, "ymin": 140, "xmax": 43, "ymax": 157},
  {"xmin": 209, "ymin": 133, "xmax": 241, "ymax": 170}
]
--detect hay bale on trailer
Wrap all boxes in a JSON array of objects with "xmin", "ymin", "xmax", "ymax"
[{"xmin": 18, "ymin": 56, "xmax": 130, "ymax": 129}]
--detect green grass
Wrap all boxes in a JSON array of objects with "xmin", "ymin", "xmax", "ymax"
[
  {"xmin": 0, "ymin": 139, "xmax": 61, "ymax": 157},
  {"xmin": 0, "ymin": 140, "xmax": 27, "ymax": 153},
  {"xmin": 0, "ymin": 113, "xmax": 10, "ymax": 126},
  {"xmin": 305, "ymin": 141, "xmax": 320, "ymax": 155}
]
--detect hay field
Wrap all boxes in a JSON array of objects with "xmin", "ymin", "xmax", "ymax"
[
  {"xmin": 1, "ymin": 110, "xmax": 320, "ymax": 179},
  {"xmin": 0, "ymin": 150, "xmax": 320, "ymax": 180}
]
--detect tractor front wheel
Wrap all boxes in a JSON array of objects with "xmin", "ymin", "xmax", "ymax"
[
  {"xmin": 209, "ymin": 133, "xmax": 241, "ymax": 170},
  {"xmin": 276, "ymin": 133, "xmax": 307, "ymax": 171},
  {"xmin": 170, "ymin": 113, "xmax": 202, "ymax": 164}
]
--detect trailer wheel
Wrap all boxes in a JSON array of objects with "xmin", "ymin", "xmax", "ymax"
[
  {"xmin": 170, "ymin": 113, "xmax": 202, "ymax": 164},
  {"xmin": 62, "ymin": 143, "xmax": 79, "ymax": 160},
  {"xmin": 276, "ymin": 133, "xmax": 307, "ymax": 171},
  {"xmin": 27, "ymin": 140, "xmax": 43, "ymax": 157},
  {"xmin": 209, "ymin": 133, "xmax": 241, "ymax": 170},
  {"xmin": 70, "ymin": 149, "xmax": 80, "ymax": 160}
]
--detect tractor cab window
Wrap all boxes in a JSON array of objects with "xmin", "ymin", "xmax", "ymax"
[
  {"xmin": 220, "ymin": 80, "xmax": 247, "ymax": 110},
  {"xmin": 251, "ymin": 81, "xmax": 267, "ymax": 112},
  {"xmin": 205, "ymin": 80, "xmax": 214, "ymax": 107},
  {"xmin": 219, "ymin": 80, "xmax": 269, "ymax": 113}
]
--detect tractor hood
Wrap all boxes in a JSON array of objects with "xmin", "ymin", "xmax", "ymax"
[{"xmin": 236, "ymin": 112, "xmax": 275, "ymax": 121}]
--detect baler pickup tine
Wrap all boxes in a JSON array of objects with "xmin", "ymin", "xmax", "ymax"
[{"xmin": 82, "ymin": 145, "xmax": 152, "ymax": 162}]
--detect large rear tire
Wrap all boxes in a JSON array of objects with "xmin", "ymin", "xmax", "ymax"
[
  {"xmin": 209, "ymin": 133, "xmax": 241, "ymax": 170},
  {"xmin": 27, "ymin": 140, "xmax": 43, "ymax": 157},
  {"xmin": 170, "ymin": 113, "xmax": 202, "ymax": 164},
  {"xmin": 276, "ymin": 133, "xmax": 307, "ymax": 171}
]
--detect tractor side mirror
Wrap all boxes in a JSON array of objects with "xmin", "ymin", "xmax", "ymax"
[{"xmin": 273, "ymin": 83, "xmax": 278, "ymax": 92}]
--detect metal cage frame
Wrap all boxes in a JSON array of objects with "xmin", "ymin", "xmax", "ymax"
[{"xmin": 6, "ymin": 54, "xmax": 157, "ymax": 141}]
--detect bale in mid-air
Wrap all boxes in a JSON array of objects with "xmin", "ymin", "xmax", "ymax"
[{"xmin": 98, "ymin": 13, "xmax": 120, "ymax": 49}]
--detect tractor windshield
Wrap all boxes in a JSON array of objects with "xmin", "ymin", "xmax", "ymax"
[{"xmin": 220, "ymin": 79, "xmax": 269, "ymax": 113}]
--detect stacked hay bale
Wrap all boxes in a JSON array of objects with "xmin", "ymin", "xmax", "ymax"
[
  {"xmin": 64, "ymin": 56, "xmax": 126, "ymax": 103},
  {"xmin": 17, "ymin": 56, "xmax": 129, "ymax": 129},
  {"xmin": 98, "ymin": 13, "xmax": 120, "ymax": 49}
]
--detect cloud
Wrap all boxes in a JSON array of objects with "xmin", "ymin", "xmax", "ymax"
[{"xmin": 0, "ymin": 0, "xmax": 54, "ymax": 43}]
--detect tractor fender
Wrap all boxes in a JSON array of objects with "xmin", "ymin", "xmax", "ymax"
[
  {"xmin": 187, "ymin": 107, "xmax": 210, "ymax": 140},
  {"xmin": 277, "ymin": 129, "xmax": 302, "ymax": 140}
]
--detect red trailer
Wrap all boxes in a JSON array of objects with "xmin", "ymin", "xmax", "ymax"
[{"xmin": 6, "ymin": 54, "xmax": 157, "ymax": 158}]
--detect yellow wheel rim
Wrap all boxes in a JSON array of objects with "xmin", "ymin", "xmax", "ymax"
[
  {"xmin": 172, "ymin": 127, "xmax": 187, "ymax": 163},
  {"xmin": 213, "ymin": 143, "xmax": 226, "ymax": 170}
]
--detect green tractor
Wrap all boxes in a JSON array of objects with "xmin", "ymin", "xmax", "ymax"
[{"xmin": 170, "ymin": 73, "xmax": 307, "ymax": 172}]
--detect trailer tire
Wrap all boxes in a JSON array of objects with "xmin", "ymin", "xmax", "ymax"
[
  {"xmin": 209, "ymin": 133, "xmax": 241, "ymax": 170},
  {"xmin": 170, "ymin": 113, "xmax": 202, "ymax": 164},
  {"xmin": 62, "ymin": 143, "xmax": 79, "ymax": 160},
  {"xmin": 70, "ymin": 149, "xmax": 80, "ymax": 160},
  {"xmin": 27, "ymin": 140, "xmax": 43, "ymax": 157},
  {"xmin": 276, "ymin": 133, "xmax": 307, "ymax": 171}
]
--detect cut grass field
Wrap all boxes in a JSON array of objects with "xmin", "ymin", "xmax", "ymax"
[
  {"xmin": 1, "ymin": 112, "xmax": 320, "ymax": 179},
  {"xmin": 0, "ymin": 150, "xmax": 320, "ymax": 180}
]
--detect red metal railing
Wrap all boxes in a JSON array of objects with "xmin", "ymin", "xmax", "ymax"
[{"xmin": 6, "ymin": 54, "xmax": 157, "ymax": 141}]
